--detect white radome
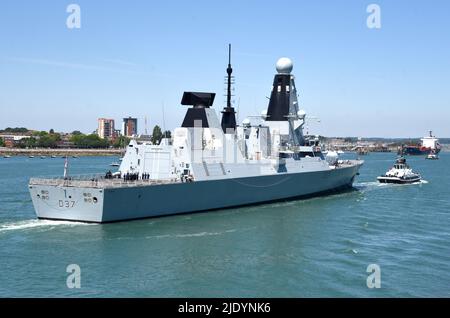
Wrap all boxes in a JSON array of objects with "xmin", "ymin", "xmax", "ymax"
[
  {"xmin": 276, "ymin": 57, "xmax": 293, "ymax": 74},
  {"xmin": 297, "ymin": 110, "xmax": 306, "ymax": 119},
  {"xmin": 242, "ymin": 118, "xmax": 251, "ymax": 127}
]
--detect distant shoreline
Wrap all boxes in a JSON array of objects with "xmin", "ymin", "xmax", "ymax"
[
  {"xmin": 1, "ymin": 146, "xmax": 448, "ymax": 157},
  {"xmin": 0, "ymin": 147, "xmax": 124, "ymax": 157}
]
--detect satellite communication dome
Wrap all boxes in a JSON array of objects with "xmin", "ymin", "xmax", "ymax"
[
  {"xmin": 242, "ymin": 118, "xmax": 251, "ymax": 127},
  {"xmin": 297, "ymin": 110, "xmax": 306, "ymax": 120},
  {"xmin": 276, "ymin": 57, "xmax": 293, "ymax": 74}
]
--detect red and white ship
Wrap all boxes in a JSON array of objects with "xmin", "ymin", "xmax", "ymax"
[{"xmin": 402, "ymin": 131, "xmax": 441, "ymax": 155}]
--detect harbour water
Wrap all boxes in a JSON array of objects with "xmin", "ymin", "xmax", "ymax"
[{"xmin": 0, "ymin": 153, "xmax": 449, "ymax": 297}]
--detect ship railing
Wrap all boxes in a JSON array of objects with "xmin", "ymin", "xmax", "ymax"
[{"xmin": 29, "ymin": 174, "xmax": 180, "ymax": 188}]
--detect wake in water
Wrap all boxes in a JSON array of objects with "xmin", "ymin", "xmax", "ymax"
[
  {"xmin": 0, "ymin": 219, "xmax": 91, "ymax": 233},
  {"xmin": 354, "ymin": 179, "xmax": 428, "ymax": 192},
  {"xmin": 145, "ymin": 228, "xmax": 240, "ymax": 240}
]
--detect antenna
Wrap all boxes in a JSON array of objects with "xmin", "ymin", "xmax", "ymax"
[
  {"xmin": 237, "ymin": 97, "xmax": 240, "ymax": 124},
  {"xmin": 221, "ymin": 43, "xmax": 237, "ymax": 133},
  {"xmin": 226, "ymin": 43, "xmax": 232, "ymax": 109},
  {"xmin": 145, "ymin": 116, "xmax": 148, "ymax": 135},
  {"xmin": 63, "ymin": 156, "xmax": 69, "ymax": 179},
  {"xmin": 162, "ymin": 101, "xmax": 166, "ymax": 139}
]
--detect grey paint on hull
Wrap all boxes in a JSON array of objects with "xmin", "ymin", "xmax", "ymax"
[
  {"xmin": 30, "ymin": 163, "xmax": 361, "ymax": 223},
  {"xmin": 29, "ymin": 186, "xmax": 105, "ymax": 222}
]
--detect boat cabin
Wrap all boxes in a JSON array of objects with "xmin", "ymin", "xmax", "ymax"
[{"xmin": 394, "ymin": 157, "xmax": 408, "ymax": 169}]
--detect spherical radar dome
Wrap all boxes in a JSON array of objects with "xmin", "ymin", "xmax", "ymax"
[
  {"xmin": 297, "ymin": 110, "xmax": 306, "ymax": 119},
  {"xmin": 276, "ymin": 57, "xmax": 293, "ymax": 74}
]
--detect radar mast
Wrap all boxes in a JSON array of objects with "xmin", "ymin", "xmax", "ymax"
[{"xmin": 221, "ymin": 44, "xmax": 237, "ymax": 134}]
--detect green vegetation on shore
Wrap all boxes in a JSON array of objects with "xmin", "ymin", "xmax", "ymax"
[
  {"xmin": 0, "ymin": 149, "xmax": 124, "ymax": 157},
  {"xmin": 17, "ymin": 131, "xmax": 61, "ymax": 148},
  {"xmin": 151, "ymin": 125, "xmax": 171, "ymax": 145},
  {"xmin": 69, "ymin": 133, "xmax": 130, "ymax": 148},
  {"xmin": 0, "ymin": 127, "xmax": 29, "ymax": 133},
  {"xmin": 70, "ymin": 133, "xmax": 109, "ymax": 148},
  {"xmin": 0, "ymin": 127, "xmax": 131, "ymax": 149}
]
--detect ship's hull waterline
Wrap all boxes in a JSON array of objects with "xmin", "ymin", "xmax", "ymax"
[
  {"xmin": 402, "ymin": 146, "xmax": 441, "ymax": 156},
  {"xmin": 377, "ymin": 176, "xmax": 421, "ymax": 184},
  {"xmin": 29, "ymin": 162, "xmax": 362, "ymax": 223}
]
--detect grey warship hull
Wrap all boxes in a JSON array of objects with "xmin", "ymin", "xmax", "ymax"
[{"xmin": 29, "ymin": 161, "xmax": 362, "ymax": 223}]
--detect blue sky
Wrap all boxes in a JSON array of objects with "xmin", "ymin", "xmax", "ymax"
[{"xmin": 0, "ymin": 0, "xmax": 449, "ymax": 137}]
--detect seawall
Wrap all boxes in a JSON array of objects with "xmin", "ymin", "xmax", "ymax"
[{"xmin": 0, "ymin": 147, "xmax": 125, "ymax": 157}]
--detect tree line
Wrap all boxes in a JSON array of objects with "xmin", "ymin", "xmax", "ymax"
[
  {"xmin": 6, "ymin": 130, "xmax": 128, "ymax": 149},
  {"xmin": 1, "ymin": 126, "xmax": 172, "ymax": 148},
  {"xmin": 151, "ymin": 125, "xmax": 171, "ymax": 145},
  {"xmin": 0, "ymin": 127, "xmax": 29, "ymax": 133}
]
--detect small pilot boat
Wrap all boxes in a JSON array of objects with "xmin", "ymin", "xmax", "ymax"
[
  {"xmin": 377, "ymin": 157, "xmax": 421, "ymax": 184},
  {"xmin": 426, "ymin": 150, "xmax": 439, "ymax": 160}
]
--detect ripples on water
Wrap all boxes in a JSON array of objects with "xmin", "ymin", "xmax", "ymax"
[{"xmin": 0, "ymin": 154, "xmax": 449, "ymax": 297}]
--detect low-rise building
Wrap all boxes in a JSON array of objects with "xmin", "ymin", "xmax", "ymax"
[{"xmin": 0, "ymin": 134, "xmax": 31, "ymax": 147}]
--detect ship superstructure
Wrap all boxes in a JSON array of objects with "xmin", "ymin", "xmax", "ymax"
[{"xmin": 29, "ymin": 53, "xmax": 363, "ymax": 223}]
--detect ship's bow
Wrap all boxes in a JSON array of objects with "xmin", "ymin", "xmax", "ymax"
[{"xmin": 29, "ymin": 178, "xmax": 105, "ymax": 223}]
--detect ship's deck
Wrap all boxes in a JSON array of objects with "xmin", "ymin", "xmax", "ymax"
[
  {"xmin": 336, "ymin": 159, "xmax": 363, "ymax": 168},
  {"xmin": 29, "ymin": 175, "xmax": 181, "ymax": 189},
  {"xmin": 29, "ymin": 160, "xmax": 363, "ymax": 189}
]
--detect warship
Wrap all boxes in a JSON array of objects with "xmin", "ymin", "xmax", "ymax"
[{"xmin": 29, "ymin": 49, "xmax": 363, "ymax": 223}]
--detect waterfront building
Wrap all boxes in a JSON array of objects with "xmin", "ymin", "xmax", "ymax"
[
  {"xmin": 97, "ymin": 118, "xmax": 115, "ymax": 139},
  {"xmin": 122, "ymin": 117, "xmax": 138, "ymax": 137},
  {"xmin": 0, "ymin": 134, "xmax": 31, "ymax": 147}
]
